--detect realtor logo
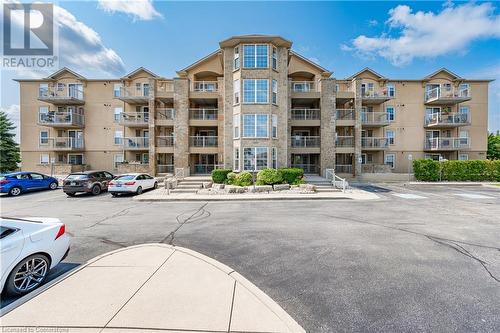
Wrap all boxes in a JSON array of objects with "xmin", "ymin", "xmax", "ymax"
[{"xmin": 2, "ymin": 3, "xmax": 57, "ymax": 69}]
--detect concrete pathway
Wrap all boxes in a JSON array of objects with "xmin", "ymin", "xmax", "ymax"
[{"xmin": 0, "ymin": 244, "xmax": 305, "ymax": 333}]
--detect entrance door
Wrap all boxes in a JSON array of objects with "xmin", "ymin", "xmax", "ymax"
[
  {"xmin": 68, "ymin": 130, "xmax": 83, "ymax": 148},
  {"xmin": 68, "ymin": 84, "xmax": 83, "ymax": 99}
]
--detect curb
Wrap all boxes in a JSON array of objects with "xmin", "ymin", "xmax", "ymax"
[
  {"xmin": 408, "ymin": 182, "xmax": 499, "ymax": 186},
  {"xmin": 134, "ymin": 195, "xmax": 354, "ymax": 202}
]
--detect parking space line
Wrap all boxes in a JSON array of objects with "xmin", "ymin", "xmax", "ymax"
[
  {"xmin": 453, "ymin": 193, "xmax": 494, "ymax": 199},
  {"xmin": 392, "ymin": 193, "xmax": 427, "ymax": 199}
]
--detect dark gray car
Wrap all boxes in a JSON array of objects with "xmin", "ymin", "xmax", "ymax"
[{"xmin": 63, "ymin": 171, "xmax": 114, "ymax": 196}]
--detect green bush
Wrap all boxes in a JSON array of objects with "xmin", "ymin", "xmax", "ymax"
[
  {"xmin": 413, "ymin": 159, "xmax": 440, "ymax": 181},
  {"xmin": 211, "ymin": 169, "xmax": 232, "ymax": 184},
  {"xmin": 256, "ymin": 168, "xmax": 283, "ymax": 185},
  {"xmin": 278, "ymin": 168, "xmax": 304, "ymax": 185},
  {"xmin": 234, "ymin": 171, "xmax": 253, "ymax": 186},
  {"xmin": 413, "ymin": 159, "xmax": 500, "ymax": 182}
]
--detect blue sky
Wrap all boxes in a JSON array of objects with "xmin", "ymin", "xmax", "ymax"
[{"xmin": 2, "ymin": 0, "xmax": 499, "ymax": 137}]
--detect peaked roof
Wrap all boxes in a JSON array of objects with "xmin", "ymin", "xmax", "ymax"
[
  {"xmin": 289, "ymin": 51, "xmax": 332, "ymax": 76},
  {"xmin": 177, "ymin": 50, "xmax": 222, "ymax": 75},
  {"xmin": 219, "ymin": 35, "xmax": 292, "ymax": 48},
  {"xmin": 121, "ymin": 67, "xmax": 158, "ymax": 79},
  {"xmin": 348, "ymin": 67, "xmax": 386, "ymax": 80},
  {"xmin": 44, "ymin": 67, "xmax": 86, "ymax": 80},
  {"xmin": 423, "ymin": 68, "xmax": 463, "ymax": 80}
]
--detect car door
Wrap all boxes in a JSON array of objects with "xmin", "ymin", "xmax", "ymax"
[
  {"xmin": 30, "ymin": 173, "xmax": 48, "ymax": 189},
  {"xmin": 16, "ymin": 173, "xmax": 32, "ymax": 190},
  {"xmin": 1, "ymin": 227, "xmax": 24, "ymax": 279},
  {"xmin": 102, "ymin": 172, "xmax": 114, "ymax": 189},
  {"xmin": 144, "ymin": 175, "xmax": 155, "ymax": 189}
]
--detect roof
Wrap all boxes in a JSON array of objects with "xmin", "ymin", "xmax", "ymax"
[
  {"xmin": 43, "ymin": 67, "xmax": 87, "ymax": 80},
  {"xmin": 424, "ymin": 68, "xmax": 463, "ymax": 80},
  {"xmin": 348, "ymin": 67, "xmax": 386, "ymax": 80},
  {"xmin": 289, "ymin": 50, "xmax": 332, "ymax": 76},
  {"xmin": 121, "ymin": 67, "xmax": 159, "ymax": 79},
  {"xmin": 177, "ymin": 50, "xmax": 222, "ymax": 76},
  {"xmin": 219, "ymin": 34, "xmax": 292, "ymax": 48}
]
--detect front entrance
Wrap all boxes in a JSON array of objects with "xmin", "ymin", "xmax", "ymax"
[
  {"xmin": 191, "ymin": 154, "xmax": 218, "ymax": 174},
  {"xmin": 291, "ymin": 153, "xmax": 320, "ymax": 174}
]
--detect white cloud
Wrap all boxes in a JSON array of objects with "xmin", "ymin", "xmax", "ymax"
[
  {"xmin": 342, "ymin": 2, "xmax": 500, "ymax": 66},
  {"xmin": 1, "ymin": 105, "xmax": 20, "ymax": 143},
  {"xmin": 98, "ymin": 0, "xmax": 162, "ymax": 21},
  {"xmin": 367, "ymin": 19, "xmax": 378, "ymax": 27}
]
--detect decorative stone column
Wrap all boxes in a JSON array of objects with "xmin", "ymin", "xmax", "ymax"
[
  {"xmin": 353, "ymin": 78, "xmax": 363, "ymax": 176},
  {"xmin": 173, "ymin": 78, "xmax": 190, "ymax": 175},
  {"xmin": 320, "ymin": 77, "xmax": 336, "ymax": 176},
  {"xmin": 148, "ymin": 78, "xmax": 157, "ymax": 175}
]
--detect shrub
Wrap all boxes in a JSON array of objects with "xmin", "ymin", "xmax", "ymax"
[
  {"xmin": 211, "ymin": 169, "xmax": 232, "ymax": 184},
  {"xmin": 234, "ymin": 171, "xmax": 253, "ymax": 186},
  {"xmin": 413, "ymin": 159, "xmax": 500, "ymax": 182},
  {"xmin": 256, "ymin": 168, "xmax": 283, "ymax": 185},
  {"xmin": 413, "ymin": 159, "xmax": 440, "ymax": 181},
  {"xmin": 278, "ymin": 168, "xmax": 304, "ymax": 185},
  {"xmin": 226, "ymin": 172, "xmax": 237, "ymax": 185}
]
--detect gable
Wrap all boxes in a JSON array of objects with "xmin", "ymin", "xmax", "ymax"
[
  {"xmin": 45, "ymin": 67, "xmax": 86, "ymax": 81},
  {"xmin": 424, "ymin": 68, "xmax": 462, "ymax": 81},
  {"xmin": 288, "ymin": 52, "xmax": 331, "ymax": 77}
]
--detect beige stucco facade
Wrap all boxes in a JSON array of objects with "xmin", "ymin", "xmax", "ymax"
[{"xmin": 16, "ymin": 35, "xmax": 491, "ymax": 177}]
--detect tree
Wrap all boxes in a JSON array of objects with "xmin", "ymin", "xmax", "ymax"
[
  {"xmin": 0, "ymin": 110, "xmax": 21, "ymax": 172},
  {"xmin": 487, "ymin": 131, "xmax": 500, "ymax": 160}
]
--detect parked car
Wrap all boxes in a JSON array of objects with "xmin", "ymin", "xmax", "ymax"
[
  {"xmin": 0, "ymin": 172, "xmax": 59, "ymax": 197},
  {"xmin": 108, "ymin": 173, "xmax": 158, "ymax": 196},
  {"xmin": 1, "ymin": 217, "xmax": 71, "ymax": 296},
  {"xmin": 63, "ymin": 171, "xmax": 114, "ymax": 196}
]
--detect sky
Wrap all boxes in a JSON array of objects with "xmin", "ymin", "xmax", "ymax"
[{"xmin": 1, "ymin": 0, "xmax": 499, "ymax": 141}]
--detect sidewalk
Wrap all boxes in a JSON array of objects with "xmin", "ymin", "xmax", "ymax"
[
  {"xmin": 0, "ymin": 244, "xmax": 305, "ymax": 333},
  {"xmin": 134, "ymin": 187, "xmax": 380, "ymax": 201}
]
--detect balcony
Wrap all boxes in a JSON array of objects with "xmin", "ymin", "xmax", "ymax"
[
  {"xmin": 118, "ymin": 112, "xmax": 149, "ymax": 127},
  {"xmin": 40, "ymin": 137, "xmax": 84, "ymax": 151},
  {"xmin": 123, "ymin": 137, "xmax": 149, "ymax": 150},
  {"xmin": 156, "ymin": 80, "xmax": 174, "ymax": 102},
  {"xmin": 38, "ymin": 88, "xmax": 85, "ymax": 105},
  {"xmin": 38, "ymin": 111, "xmax": 84, "ymax": 128},
  {"xmin": 425, "ymin": 87, "xmax": 471, "ymax": 105},
  {"xmin": 290, "ymin": 108, "xmax": 320, "ymax": 126},
  {"xmin": 361, "ymin": 137, "xmax": 389, "ymax": 150},
  {"xmin": 424, "ymin": 137, "xmax": 470, "ymax": 151},
  {"xmin": 291, "ymin": 136, "xmax": 321, "ymax": 148},
  {"xmin": 191, "ymin": 81, "xmax": 218, "ymax": 92},
  {"xmin": 336, "ymin": 136, "xmax": 355, "ymax": 148},
  {"xmin": 424, "ymin": 112, "xmax": 470, "ymax": 128},
  {"xmin": 116, "ymin": 87, "xmax": 150, "ymax": 104},
  {"xmin": 156, "ymin": 108, "xmax": 175, "ymax": 126},
  {"xmin": 157, "ymin": 164, "xmax": 174, "ymax": 174},
  {"xmin": 291, "ymin": 164, "xmax": 319, "ymax": 174},
  {"xmin": 189, "ymin": 136, "xmax": 218, "ymax": 147},
  {"xmin": 156, "ymin": 136, "xmax": 174, "ymax": 147},
  {"xmin": 361, "ymin": 112, "xmax": 390, "ymax": 126},
  {"xmin": 335, "ymin": 164, "xmax": 353, "ymax": 174},
  {"xmin": 290, "ymin": 81, "xmax": 320, "ymax": 99},
  {"xmin": 189, "ymin": 108, "xmax": 218, "ymax": 126},
  {"xmin": 336, "ymin": 109, "xmax": 355, "ymax": 126},
  {"xmin": 361, "ymin": 91, "xmax": 394, "ymax": 105}
]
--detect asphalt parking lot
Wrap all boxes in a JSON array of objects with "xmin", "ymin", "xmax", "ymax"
[{"xmin": 1, "ymin": 184, "xmax": 499, "ymax": 332}]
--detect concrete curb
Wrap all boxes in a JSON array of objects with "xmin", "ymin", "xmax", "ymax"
[
  {"xmin": 408, "ymin": 181, "xmax": 500, "ymax": 186},
  {"xmin": 134, "ymin": 195, "xmax": 354, "ymax": 202}
]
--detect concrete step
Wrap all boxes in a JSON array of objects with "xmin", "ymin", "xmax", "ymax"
[
  {"xmin": 176, "ymin": 184, "xmax": 202, "ymax": 189},
  {"xmin": 170, "ymin": 188, "xmax": 199, "ymax": 193}
]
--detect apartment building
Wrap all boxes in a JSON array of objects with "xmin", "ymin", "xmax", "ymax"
[{"xmin": 16, "ymin": 35, "xmax": 491, "ymax": 177}]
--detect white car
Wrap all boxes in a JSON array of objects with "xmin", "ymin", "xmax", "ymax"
[
  {"xmin": 1, "ymin": 217, "xmax": 71, "ymax": 296},
  {"xmin": 108, "ymin": 173, "xmax": 158, "ymax": 196}
]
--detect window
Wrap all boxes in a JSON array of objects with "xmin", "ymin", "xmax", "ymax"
[
  {"xmin": 385, "ymin": 130, "xmax": 395, "ymax": 145},
  {"xmin": 40, "ymin": 131, "xmax": 49, "ymax": 145},
  {"xmin": 459, "ymin": 83, "xmax": 470, "ymax": 97},
  {"xmin": 68, "ymin": 154, "xmax": 83, "ymax": 165},
  {"xmin": 243, "ymin": 147, "xmax": 268, "ymax": 171},
  {"xmin": 114, "ymin": 107, "xmax": 123, "ymax": 122},
  {"xmin": 57, "ymin": 83, "xmax": 65, "ymax": 91},
  {"xmin": 40, "ymin": 154, "xmax": 49, "ymax": 164},
  {"xmin": 31, "ymin": 173, "xmax": 44, "ymax": 180},
  {"xmin": 459, "ymin": 154, "xmax": 469, "ymax": 161},
  {"xmin": 143, "ymin": 83, "xmax": 150, "ymax": 97},
  {"xmin": 335, "ymin": 84, "xmax": 339, "ymax": 92},
  {"xmin": 243, "ymin": 44, "xmax": 268, "ymax": 68},
  {"xmin": 114, "ymin": 154, "xmax": 124, "ymax": 168},
  {"xmin": 114, "ymin": 83, "xmax": 122, "ymax": 97},
  {"xmin": 233, "ymin": 79, "xmax": 240, "ymax": 105},
  {"xmin": 443, "ymin": 83, "xmax": 452, "ymax": 92},
  {"xmin": 114, "ymin": 130, "xmax": 123, "ymax": 145},
  {"xmin": 386, "ymin": 106, "xmax": 395, "ymax": 121},
  {"xmin": 459, "ymin": 130, "xmax": 469, "ymax": 145},
  {"xmin": 386, "ymin": 83, "xmax": 395, "ymax": 97},
  {"xmin": 39, "ymin": 83, "xmax": 48, "ymax": 97},
  {"xmin": 272, "ymin": 114, "xmax": 277, "ymax": 138},
  {"xmin": 234, "ymin": 46, "xmax": 240, "ymax": 70},
  {"xmin": 361, "ymin": 154, "xmax": 367, "ymax": 165},
  {"xmin": 384, "ymin": 153, "xmax": 395, "ymax": 169},
  {"xmin": 233, "ymin": 114, "xmax": 240, "ymax": 139},
  {"xmin": 243, "ymin": 79, "xmax": 268, "ymax": 103},
  {"xmin": 234, "ymin": 147, "xmax": 240, "ymax": 171},
  {"xmin": 272, "ymin": 147, "xmax": 277, "ymax": 169},
  {"xmin": 272, "ymin": 47, "xmax": 277, "ymax": 70},
  {"xmin": 272, "ymin": 79, "xmax": 278, "ymax": 104}
]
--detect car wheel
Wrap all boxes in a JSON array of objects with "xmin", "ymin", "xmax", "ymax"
[
  {"xmin": 91, "ymin": 185, "xmax": 101, "ymax": 195},
  {"xmin": 153, "ymin": 182, "xmax": 158, "ymax": 189},
  {"xmin": 5, "ymin": 254, "xmax": 50, "ymax": 296},
  {"xmin": 8, "ymin": 187, "xmax": 22, "ymax": 196},
  {"xmin": 136, "ymin": 186, "xmax": 143, "ymax": 195},
  {"xmin": 66, "ymin": 193, "xmax": 76, "ymax": 197},
  {"xmin": 49, "ymin": 182, "xmax": 58, "ymax": 190},
  {"xmin": 111, "ymin": 193, "xmax": 119, "ymax": 197}
]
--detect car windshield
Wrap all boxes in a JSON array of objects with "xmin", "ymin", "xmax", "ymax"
[
  {"xmin": 115, "ymin": 175, "xmax": 136, "ymax": 181},
  {"xmin": 66, "ymin": 174, "xmax": 88, "ymax": 180}
]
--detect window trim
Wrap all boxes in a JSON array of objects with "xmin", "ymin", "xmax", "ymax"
[
  {"xmin": 243, "ymin": 147, "xmax": 269, "ymax": 171},
  {"xmin": 39, "ymin": 130, "xmax": 49, "ymax": 145},
  {"xmin": 272, "ymin": 79, "xmax": 278, "ymax": 105},
  {"xmin": 386, "ymin": 83, "xmax": 396, "ymax": 97},
  {"xmin": 243, "ymin": 79, "xmax": 269, "ymax": 104},
  {"xmin": 114, "ymin": 130, "xmax": 123, "ymax": 145},
  {"xmin": 272, "ymin": 46, "xmax": 278, "ymax": 70},
  {"xmin": 385, "ymin": 129, "xmax": 395, "ymax": 145},
  {"xmin": 271, "ymin": 114, "xmax": 278, "ymax": 139},
  {"xmin": 242, "ymin": 114, "xmax": 269, "ymax": 138},
  {"xmin": 384, "ymin": 153, "xmax": 396, "ymax": 169},
  {"xmin": 242, "ymin": 44, "xmax": 269, "ymax": 69},
  {"xmin": 233, "ymin": 46, "xmax": 240, "ymax": 71},
  {"xmin": 385, "ymin": 106, "xmax": 395, "ymax": 121},
  {"xmin": 40, "ymin": 153, "xmax": 50, "ymax": 164}
]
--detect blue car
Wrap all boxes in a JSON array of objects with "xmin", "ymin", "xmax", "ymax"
[{"xmin": 0, "ymin": 172, "xmax": 59, "ymax": 196}]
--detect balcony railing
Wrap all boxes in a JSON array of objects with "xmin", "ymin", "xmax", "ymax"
[
  {"xmin": 189, "ymin": 136, "xmax": 218, "ymax": 147},
  {"xmin": 41, "ymin": 137, "xmax": 84, "ymax": 150},
  {"xmin": 156, "ymin": 80, "xmax": 174, "ymax": 93},
  {"xmin": 335, "ymin": 165, "xmax": 353, "ymax": 174},
  {"xmin": 118, "ymin": 87, "xmax": 150, "ymax": 98},
  {"xmin": 156, "ymin": 136, "xmax": 174, "ymax": 147},
  {"xmin": 189, "ymin": 108, "xmax": 218, "ymax": 120},
  {"xmin": 291, "ymin": 136, "xmax": 320, "ymax": 148},
  {"xmin": 361, "ymin": 112, "xmax": 390, "ymax": 125},
  {"xmin": 424, "ymin": 137, "xmax": 470, "ymax": 150},
  {"xmin": 194, "ymin": 164, "xmax": 220, "ymax": 174},
  {"xmin": 425, "ymin": 112, "xmax": 470, "ymax": 126},
  {"xmin": 425, "ymin": 87, "xmax": 470, "ymax": 102},
  {"xmin": 362, "ymin": 90, "xmax": 390, "ymax": 98},
  {"xmin": 291, "ymin": 164, "xmax": 319, "ymax": 174},
  {"xmin": 39, "ymin": 111, "xmax": 84, "ymax": 127},
  {"xmin": 118, "ymin": 112, "xmax": 149, "ymax": 125},
  {"xmin": 290, "ymin": 109, "xmax": 320, "ymax": 120},
  {"xmin": 291, "ymin": 81, "xmax": 316, "ymax": 92},
  {"xmin": 123, "ymin": 137, "xmax": 149, "ymax": 149},
  {"xmin": 336, "ymin": 136, "xmax": 355, "ymax": 147},
  {"xmin": 38, "ymin": 87, "xmax": 85, "ymax": 103},
  {"xmin": 191, "ymin": 81, "xmax": 218, "ymax": 92},
  {"xmin": 336, "ymin": 109, "xmax": 355, "ymax": 120},
  {"xmin": 157, "ymin": 108, "xmax": 175, "ymax": 120},
  {"xmin": 157, "ymin": 164, "xmax": 174, "ymax": 174},
  {"xmin": 361, "ymin": 137, "xmax": 389, "ymax": 149}
]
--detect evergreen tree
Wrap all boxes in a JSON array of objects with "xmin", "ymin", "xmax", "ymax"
[
  {"xmin": 487, "ymin": 131, "xmax": 500, "ymax": 160},
  {"xmin": 0, "ymin": 110, "xmax": 21, "ymax": 173}
]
